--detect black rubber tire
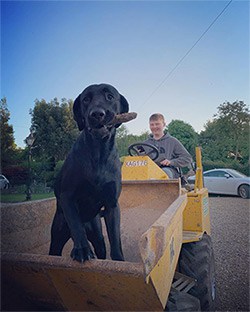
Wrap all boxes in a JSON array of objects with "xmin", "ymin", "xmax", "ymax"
[
  {"xmin": 178, "ymin": 234, "xmax": 216, "ymax": 311},
  {"xmin": 165, "ymin": 291, "xmax": 201, "ymax": 311},
  {"xmin": 238, "ymin": 184, "xmax": 250, "ymax": 199}
]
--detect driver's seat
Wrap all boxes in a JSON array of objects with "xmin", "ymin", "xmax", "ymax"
[{"xmin": 160, "ymin": 165, "xmax": 188, "ymax": 186}]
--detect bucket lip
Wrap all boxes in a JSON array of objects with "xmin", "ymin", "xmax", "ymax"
[
  {"xmin": 122, "ymin": 179, "xmax": 179, "ymax": 185},
  {"xmin": 1, "ymin": 197, "xmax": 56, "ymax": 207},
  {"xmin": 1, "ymin": 251, "xmax": 144, "ymax": 277}
]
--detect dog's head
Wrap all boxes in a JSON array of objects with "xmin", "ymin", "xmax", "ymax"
[{"xmin": 73, "ymin": 84, "xmax": 129, "ymax": 137}]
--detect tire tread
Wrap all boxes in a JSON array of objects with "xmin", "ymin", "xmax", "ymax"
[{"xmin": 178, "ymin": 234, "xmax": 216, "ymax": 311}]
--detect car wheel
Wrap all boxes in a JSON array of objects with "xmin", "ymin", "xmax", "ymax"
[
  {"xmin": 4, "ymin": 182, "xmax": 9, "ymax": 190},
  {"xmin": 238, "ymin": 184, "xmax": 249, "ymax": 199}
]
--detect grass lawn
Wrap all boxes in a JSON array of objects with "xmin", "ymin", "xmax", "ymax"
[{"xmin": 1, "ymin": 192, "xmax": 55, "ymax": 203}]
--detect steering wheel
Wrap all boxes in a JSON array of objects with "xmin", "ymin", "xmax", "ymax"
[{"xmin": 128, "ymin": 142, "xmax": 159, "ymax": 161}]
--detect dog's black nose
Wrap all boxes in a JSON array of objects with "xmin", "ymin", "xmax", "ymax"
[{"xmin": 90, "ymin": 108, "xmax": 106, "ymax": 121}]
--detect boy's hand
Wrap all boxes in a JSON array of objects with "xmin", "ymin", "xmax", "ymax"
[{"xmin": 160, "ymin": 159, "xmax": 171, "ymax": 166}]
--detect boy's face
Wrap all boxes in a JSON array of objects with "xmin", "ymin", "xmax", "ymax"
[{"xmin": 149, "ymin": 118, "xmax": 165, "ymax": 137}]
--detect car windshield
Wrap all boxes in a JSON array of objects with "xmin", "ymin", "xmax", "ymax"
[{"xmin": 226, "ymin": 169, "xmax": 247, "ymax": 178}]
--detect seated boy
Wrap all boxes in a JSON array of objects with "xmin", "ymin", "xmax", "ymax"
[{"xmin": 143, "ymin": 113, "xmax": 192, "ymax": 179}]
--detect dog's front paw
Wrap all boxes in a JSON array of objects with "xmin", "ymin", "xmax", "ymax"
[{"xmin": 70, "ymin": 246, "xmax": 95, "ymax": 262}]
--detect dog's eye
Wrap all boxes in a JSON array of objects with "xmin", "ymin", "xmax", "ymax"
[
  {"xmin": 106, "ymin": 93, "xmax": 114, "ymax": 101},
  {"xmin": 83, "ymin": 96, "xmax": 91, "ymax": 104}
]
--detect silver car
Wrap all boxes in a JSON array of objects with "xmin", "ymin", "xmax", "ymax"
[
  {"xmin": 188, "ymin": 168, "xmax": 250, "ymax": 199},
  {"xmin": 0, "ymin": 174, "xmax": 10, "ymax": 190}
]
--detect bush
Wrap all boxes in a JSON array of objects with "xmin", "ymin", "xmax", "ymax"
[
  {"xmin": 54, "ymin": 160, "xmax": 64, "ymax": 177},
  {"xmin": 202, "ymin": 160, "xmax": 249, "ymax": 176},
  {"xmin": 2, "ymin": 165, "xmax": 29, "ymax": 185}
]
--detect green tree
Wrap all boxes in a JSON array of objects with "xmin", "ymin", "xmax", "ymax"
[
  {"xmin": 200, "ymin": 101, "xmax": 249, "ymax": 163},
  {"xmin": 30, "ymin": 98, "xmax": 78, "ymax": 162},
  {"xmin": 167, "ymin": 120, "xmax": 198, "ymax": 158},
  {"xmin": 214, "ymin": 101, "xmax": 249, "ymax": 161},
  {"xmin": 199, "ymin": 101, "xmax": 249, "ymax": 175},
  {"xmin": 0, "ymin": 97, "xmax": 16, "ymax": 169},
  {"xmin": 199, "ymin": 120, "xmax": 228, "ymax": 161}
]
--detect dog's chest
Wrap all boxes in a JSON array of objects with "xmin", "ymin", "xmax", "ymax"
[{"xmin": 74, "ymin": 177, "xmax": 120, "ymax": 219}]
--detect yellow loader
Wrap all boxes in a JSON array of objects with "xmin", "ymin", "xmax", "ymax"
[{"xmin": 1, "ymin": 146, "xmax": 216, "ymax": 311}]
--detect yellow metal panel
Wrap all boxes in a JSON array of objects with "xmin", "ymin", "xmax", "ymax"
[
  {"xmin": 122, "ymin": 156, "xmax": 168, "ymax": 180},
  {"xmin": 182, "ymin": 231, "xmax": 203, "ymax": 243},
  {"xmin": 182, "ymin": 147, "xmax": 211, "ymax": 241},
  {"xmin": 120, "ymin": 180, "xmax": 180, "ymax": 210},
  {"xmin": 1, "ymin": 180, "xmax": 184, "ymax": 311},
  {"xmin": 148, "ymin": 221, "xmax": 183, "ymax": 307},
  {"xmin": 1, "ymin": 253, "xmax": 163, "ymax": 311},
  {"xmin": 183, "ymin": 188, "xmax": 211, "ymax": 235},
  {"xmin": 194, "ymin": 147, "xmax": 204, "ymax": 191},
  {"xmin": 48, "ymin": 264, "xmax": 162, "ymax": 311},
  {"xmin": 1, "ymin": 255, "xmax": 66, "ymax": 311},
  {"xmin": 139, "ymin": 195, "xmax": 187, "ymax": 308},
  {"xmin": 1, "ymin": 198, "xmax": 56, "ymax": 253}
]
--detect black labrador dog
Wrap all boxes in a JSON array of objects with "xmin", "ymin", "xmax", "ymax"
[{"xmin": 49, "ymin": 83, "xmax": 128, "ymax": 262}]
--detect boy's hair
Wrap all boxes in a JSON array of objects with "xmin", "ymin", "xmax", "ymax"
[{"xmin": 149, "ymin": 113, "xmax": 165, "ymax": 123}]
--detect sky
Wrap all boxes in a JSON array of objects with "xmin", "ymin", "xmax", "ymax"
[{"xmin": 1, "ymin": 0, "xmax": 249, "ymax": 148}]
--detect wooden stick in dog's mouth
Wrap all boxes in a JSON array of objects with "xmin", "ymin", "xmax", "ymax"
[
  {"xmin": 108, "ymin": 112, "xmax": 137, "ymax": 125},
  {"xmin": 91, "ymin": 112, "xmax": 137, "ymax": 138}
]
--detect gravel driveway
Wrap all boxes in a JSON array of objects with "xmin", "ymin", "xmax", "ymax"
[{"xmin": 209, "ymin": 196, "xmax": 249, "ymax": 312}]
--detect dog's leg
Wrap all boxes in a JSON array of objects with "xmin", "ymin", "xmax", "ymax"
[
  {"xmin": 60, "ymin": 196, "xmax": 95, "ymax": 262},
  {"xmin": 104, "ymin": 204, "xmax": 124, "ymax": 261},
  {"xmin": 85, "ymin": 215, "xmax": 106, "ymax": 259},
  {"xmin": 49, "ymin": 207, "xmax": 71, "ymax": 256}
]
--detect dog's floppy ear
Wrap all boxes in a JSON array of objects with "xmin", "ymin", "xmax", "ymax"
[
  {"xmin": 115, "ymin": 94, "xmax": 129, "ymax": 128},
  {"xmin": 120, "ymin": 94, "xmax": 129, "ymax": 114},
  {"xmin": 73, "ymin": 95, "xmax": 85, "ymax": 131}
]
